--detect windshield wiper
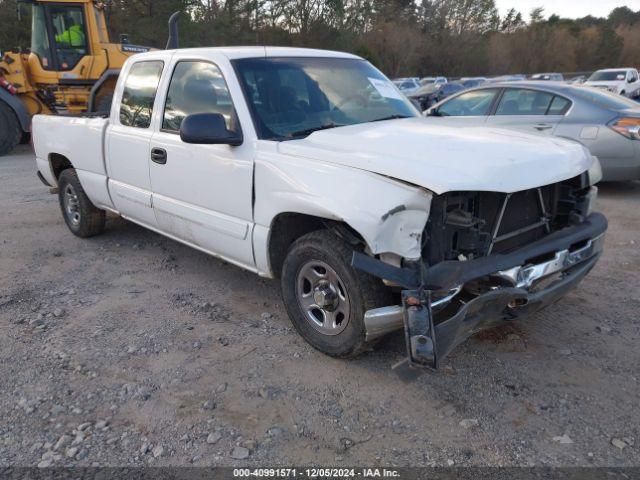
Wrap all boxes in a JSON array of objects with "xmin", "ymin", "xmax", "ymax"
[
  {"xmin": 370, "ymin": 114, "xmax": 412, "ymax": 122},
  {"xmin": 288, "ymin": 123, "xmax": 345, "ymax": 138}
]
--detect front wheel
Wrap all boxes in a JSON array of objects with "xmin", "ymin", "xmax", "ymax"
[
  {"xmin": 57, "ymin": 169, "xmax": 106, "ymax": 237},
  {"xmin": 280, "ymin": 230, "xmax": 392, "ymax": 358}
]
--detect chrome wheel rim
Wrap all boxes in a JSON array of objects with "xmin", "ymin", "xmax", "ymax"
[
  {"xmin": 295, "ymin": 260, "xmax": 351, "ymax": 336},
  {"xmin": 63, "ymin": 184, "xmax": 81, "ymax": 227}
]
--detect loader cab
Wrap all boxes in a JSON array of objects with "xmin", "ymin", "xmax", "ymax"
[{"xmin": 29, "ymin": 2, "xmax": 90, "ymax": 71}]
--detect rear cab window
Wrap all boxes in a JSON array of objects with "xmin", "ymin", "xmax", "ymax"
[
  {"xmin": 162, "ymin": 60, "xmax": 237, "ymax": 133},
  {"xmin": 119, "ymin": 61, "xmax": 164, "ymax": 129}
]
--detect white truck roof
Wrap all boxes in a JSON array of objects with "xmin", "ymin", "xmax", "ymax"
[
  {"xmin": 595, "ymin": 67, "xmax": 637, "ymax": 72},
  {"xmin": 138, "ymin": 46, "xmax": 361, "ymax": 60}
]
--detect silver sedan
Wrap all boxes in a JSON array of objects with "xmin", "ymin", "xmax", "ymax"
[{"xmin": 424, "ymin": 81, "xmax": 640, "ymax": 181}]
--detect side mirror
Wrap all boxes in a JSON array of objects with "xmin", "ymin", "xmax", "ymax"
[
  {"xmin": 180, "ymin": 113, "xmax": 243, "ymax": 146},
  {"xmin": 426, "ymin": 107, "xmax": 439, "ymax": 117},
  {"xmin": 629, "ymin": 77, "xmax": 637, "ymax": 84}
]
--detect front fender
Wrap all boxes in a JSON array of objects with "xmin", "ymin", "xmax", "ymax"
[{"xmin": 254, "ymin": 152, "xmax": 432, "ymax": 261}]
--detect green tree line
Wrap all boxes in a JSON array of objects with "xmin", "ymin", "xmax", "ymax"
[{"xmin": 1, "ymin": 0, "xmax": 639, "ymax": 77}]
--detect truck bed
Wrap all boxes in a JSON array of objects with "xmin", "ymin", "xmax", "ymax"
[
  {"xmin": 34, "ymin": 114, "xmax": 109, "ymax": 182},
  {"xmin": 33, "ymin": 114, "xmax": 112, "ymax": 210}
]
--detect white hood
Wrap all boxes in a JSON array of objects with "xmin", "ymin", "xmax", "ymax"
[
  {"xmin": 584, "ymin": 81, "xmax": 621, "ymax": 90},
  {"xmin": 278, "ymin": 118, "xmax": 592, "ymax": 195}
]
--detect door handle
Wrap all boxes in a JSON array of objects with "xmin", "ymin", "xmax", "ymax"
[
  {"xmin": 534, "ymin": 124, "xmax": 553, "ymax": 131},
  {"xmin": 151, "ymin": 147, "xmax": 167, "ymax": 164}
]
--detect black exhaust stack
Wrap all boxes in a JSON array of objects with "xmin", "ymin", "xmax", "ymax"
[{"xmin": 166, "ymin": 11, "xmax": 181, "ymax": 50}]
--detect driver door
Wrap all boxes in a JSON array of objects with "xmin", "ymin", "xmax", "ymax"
[{"xmin": 149, "ymin": 57, "xmax": 256, "ymax": 269}]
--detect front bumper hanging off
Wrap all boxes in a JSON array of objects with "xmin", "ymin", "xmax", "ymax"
[{"xmin": 353, "ymin": 212, "xmax": 608, "ymax": 369}]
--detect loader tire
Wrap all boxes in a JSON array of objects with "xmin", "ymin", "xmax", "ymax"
[
  {"xmin": 57, "ymin": 169, "xmax": 106, "ymax": 238},
  {"xmin": 0, "ymin": 101, "xmax": 22, "ymax": 157}
]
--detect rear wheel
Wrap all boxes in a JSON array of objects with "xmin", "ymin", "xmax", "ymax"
[
  {"xmin": 57, "ymin": 169, "xmax": 106, "ymax": 237},
  {"xmin": 0, "ymin": 101, "xmax": 22, "ymax": 156},
  {"xmin": 281, "ymin": 229, "xmax": 392, "ymax": 358}
]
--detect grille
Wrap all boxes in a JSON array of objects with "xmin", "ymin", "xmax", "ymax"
[{"xmin": 423, "ymin": 174, "xmax": 590, "ymax": 265}]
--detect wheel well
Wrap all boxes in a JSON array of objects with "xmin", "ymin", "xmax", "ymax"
[
  {"xmin": 268, "ymin": 213, "xmax": 365, "ymax": 278},
  {"xmin": 49, "ymin": 153, "xmax": 73, "ymax": 179}
]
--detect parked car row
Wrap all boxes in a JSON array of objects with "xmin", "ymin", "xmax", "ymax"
[{"xmin": 398, "ymin": 67, "xmax": 640, "ymax": 102}]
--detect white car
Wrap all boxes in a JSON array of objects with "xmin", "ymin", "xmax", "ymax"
[
  {"xmin": 585, "ymin": 68, "xmax": 640, "ymax": 98},
  {"xmin": 392, "ymin": 78, "xmax": 421, "ymax": 95},
  {"xmin": 420, "ymin": 76, "xmax": 448, "ymax": 86},
  {"xmin": 32, "ymin": 46, "xmax": 607, "ymax": 369}
]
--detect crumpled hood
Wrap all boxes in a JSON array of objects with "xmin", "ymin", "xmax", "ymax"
[{"xmin": 278, "ymin": 118, "xmax": 593, "ymax": 194}]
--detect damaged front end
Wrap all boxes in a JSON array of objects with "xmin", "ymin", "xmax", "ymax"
[{"xmin": 353, "ymin": 173, "xmax": 607, "ymax": 369}]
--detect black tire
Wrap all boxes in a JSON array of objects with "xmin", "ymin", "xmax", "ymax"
[
  {"xmin": 281, "ymin": 229, "xmax": 392, "ymax": 358},
  {"xmin": 0, "ymin": 101, "xmax": 22, "ymax": 157},
  {"xmin": 57, "ymin": 169, "xmax": 106, "ymax": 238},
  {"xmin": 95, "ymin": 92, "xmax": 114, "ymax": 114}
]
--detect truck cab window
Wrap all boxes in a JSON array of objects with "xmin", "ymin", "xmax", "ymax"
[
  {"xmin": 163, "ymin": 61, "xmax": 236, "ymax": 133},
  {"xmin": 119, "ymin": 61, "xmax": 164, "ymax": 129}
]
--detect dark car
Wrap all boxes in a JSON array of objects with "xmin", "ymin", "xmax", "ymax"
[
  {"xmin": 410, "ymin": 82, "xmax": 466, "ymax": 110},
  {"xmin": 461, "ymin": 78, "xmax": 486, "ymax": 89}
]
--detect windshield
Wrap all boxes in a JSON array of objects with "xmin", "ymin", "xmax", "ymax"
[
  {"xmin": 31, "ymin": 5, "xmax": 51, "ymax": 68},
  {"xmin": 234, "ymin": 57, "xmax": 417, "ymax": 140},
  {"xmin": 588, "ymin": 70, "xmax": 627, "ymax": 82},
  {"xmin": 31, "ymin": 4, "xmax": 88, "ymax": 71},
  {"xmin": 574, "ymin": 87, "xmax": 640, "ymax": 110},
  {"xmin": 50, "ymin": 5, "xmax": 88, "ymax": 71}
]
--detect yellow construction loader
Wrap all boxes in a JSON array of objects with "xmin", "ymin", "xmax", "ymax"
[{"xmin": 0, "ymin": 0, "xmax": 152, "ymax": 155}]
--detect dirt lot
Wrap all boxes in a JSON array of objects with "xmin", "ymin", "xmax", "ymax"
[{"xmin": 0, "ymin": 145, "xmax": 638, "ymax": 468}]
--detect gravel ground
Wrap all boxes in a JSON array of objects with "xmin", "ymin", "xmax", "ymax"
[{"xmin": 0, "ymin": 145, "xmax": 638, "ymax": 468}]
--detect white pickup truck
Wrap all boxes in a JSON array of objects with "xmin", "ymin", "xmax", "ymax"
[
  {"xmin": 584, "ymin": 68, "xmax": 640, "ymax": 98},
  {"xmin": 33, "ymin": 47, "xmax": 607, "ymax": 368}
]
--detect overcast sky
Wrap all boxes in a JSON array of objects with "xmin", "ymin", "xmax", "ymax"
[{"xmin": 495, "ymin": 0, "xmax": 640, "ymax": 19}]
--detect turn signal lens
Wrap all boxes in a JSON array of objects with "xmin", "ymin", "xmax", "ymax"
[{"xmin": 610, "ymin": 117, "xmax": 640, "ymax": 140}]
